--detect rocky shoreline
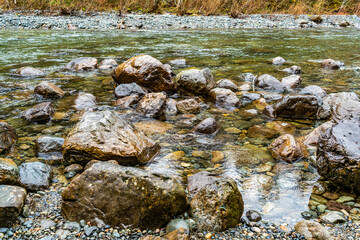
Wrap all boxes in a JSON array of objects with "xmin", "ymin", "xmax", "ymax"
[{"xmin": 0, "ymin": 11, "xmax": 360, "ymax": 30}]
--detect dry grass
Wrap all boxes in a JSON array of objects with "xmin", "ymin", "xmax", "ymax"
[{"xmin": 0, "ymin": 0, "xmax": 359, "ymax": 15}]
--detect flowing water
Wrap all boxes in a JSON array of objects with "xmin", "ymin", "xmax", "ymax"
[{"xmin": 1, "ymin": 29, "xmax": 360, "ymax": 227}]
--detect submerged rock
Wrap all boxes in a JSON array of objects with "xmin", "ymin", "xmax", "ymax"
[
  {"xmin": 19, "ymin": 162, "xmax": 52, "ymax": 191},
  {"xmin": 175, "ymin": 68, "xmax": 215, "ymax": 96},
  {"xmin": 193, "ymin": 117, "xmax": 218, "ymax": 134},
  {"xmin": 136, "ymin": 92, "xmax": 167, "ymax": 118},
  {"xmin": 63, "ymin": 111, "xmax": 160, "ymax": 166},
  {"xmin": 112, "ymin": 55, "xmax": 174, "ymax": 92},
  {"xmin": 268, "ymin": 134, "xmax": 309, "ymax": 163},
  {"xmin": 321, "ymin": 59, "xmax": 340, "ymax": 70},
  {"xmin": 247, "ymin": 125, "xmax": 278, "ymax": 139},
  {"xmin": 0, "ymin": 185, "xmax": 27, "ymax": 227},
  {"xmin": 282, "ymin": 65, "xmax": 302, "ymax": 74},
  {"xmin": 114, "ymin": 82, "xmax": 146, "ymax": 99},
  {"xmin": 272, "ymin": 95, "xmax": 319, "ymax": 119},
  {"xmin": 209, "ymin": 88, "xmax": 240, "ymax": 110},
  {"xmin": 22, "ymin": 102, "xmax": 55, "ymax": 122},
  {"xmin": 188, "ymin": 172, "xmax": 243, "ymax": 231},
  {"xmin": 0, "ymin": 121, "xmax": 17, "ymax": 154},
  {"xmin": 34, "ymin": 81, "xmax": 64, "ymax": 99},
  {"xmin": 66, "ymin": 57, "xmax": 97, "ymax": 71},
  {"xmin": 15, "ymin": 67, "xmax": 45, "ymax": 77},
  {"xmin": 246, "ymin": 210, "xmax": 262, "ymax": 222},
  {"xmin": 61, "ymin": 161, "xmax": 187, "ymax": 229},
  {"xmin": 97, "ymin": 59, "xmax": 118, "ymax": 69},
  {"xmin": 0, "ymin": 158, "xmax": 19, "ymax": 185},
  {"xmin": 317, "ymin": 117, "xmax": 360, "ymax": 194},
  {"xmin": 295, "ymin": 220, "xmax": 333, "ymax": 240}
]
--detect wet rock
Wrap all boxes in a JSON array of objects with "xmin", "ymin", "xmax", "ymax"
[
  {"xmin": 299, "ymin": 85, "xmax": 327, "ymax": 99},
  {"xmin": 177, "ymin": 99, "xmax": 201, "ymax": 114},
  {"xmin": 0, "ymin": 122, "xmax": 17, "ymax": 154},
  {"xmin": 265, "ymin": 121, "xmax": 296, "ymax": 135},
  {"xmin": 272, "ymin": 56, "xmax": 286, "ymax": 65},
  {"xmin": 255, "ymin": 74, "xmax": 284, "ymax": 92},
  {"xmin": 34, "ymin": 81, "xmax": 65, "ymax": 98},
  {"xmin": 302, "ymin": 121, "xmax": 334, "ymax": 147},
  {"xmin": 112, "ymin": 55, "xmax": 174, "ymax": 92},
  {"xmin": 246, "ymin": 210, "xmax": 262, "ymax": 222},
  {"xmin": 319, "ymin": 92, "xmax": 359, "ymax": 119},
  {"xmin": 326, "ymin": 200, "xmax": 351, "ymax": 212},
  {"xmin": 239, "ymin": 73, "xmax": 257, "ymax": 82},
  {"xmin": 22, "ymin": 102, "xmax": 55, "ymax": 122},
  {"xmin": 282, "ymin": 65, "xmax": 302, "ymax": 74},
  {"xmin": 319, "ymin": 212, "xmax": 346, "ymax": 224},
  {"xmin": 239, "ymin": 109, "xmax": 258, "ymax": 119},
  {"xmin": 242, "ymin": 92, "xmax": 261, "ymax": 102},
  {"xmin": 332, "ymin": 100, "xmax": 360, "ymax": 122},
  {"xmin": 188, "ymin": 172, "xmax": 243, "ymax": 231},
  {"xmin": 114, "ymin": 82, "xmax": 146, "ymax": 99},
  {"xmin": 272, "ymin": 95, "xmax": 319, "ymax": 119},
  {"xmin": 169, "ymin": 59, "xmax": 186, "ymax": 67},
  {"xmin": 247, "ymin": 125, "xmax": 278, "ymax": 139},
  {"xmin": 187, "ymin": 172, "xmax": 219, "ymax": 198},
  {"xmin": 64, "ymin": 164, "xmax": 83, "ymax": 174},
  {"xmin": 193, "ymin": 117, "xmax": 218, "ymax": 134},
  {"xmin": 317, "ymin": 117, "xmax": 360, "ymax": 194},
  {"xmin": 136, "ymin": 92, "xmax": 167, "ymax": 118},
  {"xmin": 268, "ymin": 134, "xmax": 309, "ymax": 163},
  {"xmin": 61, "ymin": 161, "xmax": 187, "ymax": 229},
  {"xmin": 97, "ymin": 59, "xmax": 118, "ymax": 69},
  {"xmin": 63, "ymin": 111, "xmax": 160, "ymax": 166},
  {"xmin": 295, "ymin": 220, "xmax": 333, "ymax": 240},
  {"xmin": 216, "ymin": 79, "xmax": 238, "ymax": 92},
  {"xmin": 164, "ymin": 98, "xmax": 178, "ymax": 115},
  {"xmin": 37, "ymin": 136, "xmax": 64, "ymax": 153},
  {"xmin": 133, "ymin": 121, "xmax": 173, "ymax": 135},
  {"xmin": 0, "ymin": 158, "xmax": 19, "ymax": 184},
  {"xmin": 166, "ymin": 219, "xmax": 189, "ymax": 234},
  {"xmin": 281, "ymin": 75, "xmax": 302, "ymax": 89},
  {"xmin": 66, "ymin": 57, "xmax": 98, "ymax": 71},
  {"xmin": 19, "ymin": 162, "xmax": 52, "ymax": 191},
  {"xmin": 321, "ymin": 59, "xmax": 340, "ymax": 70},
  {"xmin": 209, "ymin": 88, "xmax": 240, "ymax": 110},
  {"xmin": 175, "ymin": 68, "xmax": 215, "ymax": 96},
  {"xmin": 243, "ymin": 174, "xmax": 274, "ymax": 191},
  {"xmin": 0, "ymin": 185, "xmax": 27, "ymax": 227},
  {"xmin": 15, "ymin": 67, "xmax": 45, "ymax": 77},
  {"xmin": 113, "ymin": 95, "xmax": 140, "ymax": 108},
  {"xmin": 74, "ymin": 93, "xmax": 96, "ymax": 110}
]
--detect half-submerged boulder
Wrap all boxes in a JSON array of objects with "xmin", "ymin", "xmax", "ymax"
[
  {"xmin": 317, "ymin": 117, "xmax": 360, "ymax": 194},
  {"xmin": 0, "ymin": 121, "xmax": 17, "ymax": 154},
  {"xmin": 34, "ymin": 81, "xmax": 65, "ymax": 99},
  {"xmin": 270, "ymin": 95, "xmax": 319, "ymax": 119},
  {"xmin": 112, "ymin": 55, "xmax": 174, "ymax": 92},
  {"xmin": 321, "ymin": 59, "xmax": 340, "ymax": 70},
  {"xmin": 66, "ymin": 57, "xmax": 98, "ymax": 71},
  {"xmin": 61, "ymin": 161, "xmax": 187, "ymax": 229},
  {"xmin": 209, "ymin": 88, "xmax": 240, "ymax": 110},
  {"xmin": 255, "ymin": 74, "xmax": 284, "ymax": 93},
  {"xmin": 175, "ymin": 68, "xmax": 215, "ymax": 96},
  {"xmin": 268, "ymin": 134, "xmax": 309, "ymax": 163},
  {"xmin": 22, "ymin": 102, "xmax": 55, "ymax": 123},
  {"xmin": 0, "ymin": 185, "xmax": 27, "ymax": 227},
  {"xmin": 63, "ymin": 111, "xmax": 160, "ymax": 166},
  {"xmin": 15, "ymin": 67, "xmax": 45, "ymax": 77}
]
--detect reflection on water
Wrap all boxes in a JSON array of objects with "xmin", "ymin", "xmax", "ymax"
[{"xmin": 1, "ymin": 28, "xmax": 360, "ymax": 226}]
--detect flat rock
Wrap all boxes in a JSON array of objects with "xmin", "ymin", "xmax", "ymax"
[
  {"xmin": 113, "ymin": 95, "xmax": 140, "ymax": 108},
  {"xmin": 319, "ymin": 212, "xmax": 346, "ymax": 224},
  {"xmin": 177, "ymin": 99, "xmax": 201, "ymax": 114},
  {"xmin": 255, "ymin": 74, "xmax": 284, "ymax": 92},
  {"xmin": 216, "ymin": 79, "xmax": 238, "ymax": 92},
  {"xmin": 272, "ymin": 95, "xmax": 319, "ymax": 119}
]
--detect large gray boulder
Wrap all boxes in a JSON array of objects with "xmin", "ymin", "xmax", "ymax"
[
  {"xmin": 61, "ymin": 162, "xmax": 187, "ymax": 229},
  {"xmin": 0, "ymin": 185, "xmax": 27, "ymax": 227},
  {"xmin": 19, "ymin": 162, "xmax": 53, "ymax": 191},
  {"xmin": 63, "ymin": 111, "xmax": 160, "ymax": 166},
  {"xmin": 175, "ymin": 68, "xmax": 215, "ymax": 96},
  {"xmin": 0, "ymin": 121, "xmax": 17, "ymax": 154},
  {"xmin": 318, "ymin": 92, "xmax": 359, "ymax": 119}
]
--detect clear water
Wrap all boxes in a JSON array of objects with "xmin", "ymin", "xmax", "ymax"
[{"xmin": 1, "ymin": 29, "xmax": 360, "ymax": 227}]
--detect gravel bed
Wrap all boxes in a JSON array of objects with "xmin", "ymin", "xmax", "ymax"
[{"xmin": 0, "ymin": 11, "xmax": 359, "ymax": 30}]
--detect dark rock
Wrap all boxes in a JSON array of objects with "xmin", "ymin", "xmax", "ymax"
[
  {"xmin": 317, "ymin": 117, "xmax": 360, "ymax": 194},
  {"xmin": 282, "ymin": 65, "xmax": 302, "ymax": 74},
  {"xmin": 63, "ymin": 111, "xmax": 160, "ymax": 166},
  {"xmin": 113, "ymin": 95, "xmax": 140, "ymax": 108},
  {"xmin": 34, "ymin": 81, "xmax": 64, "ymax": 98},
  {"xmin": 281, "ymin": 75, "xmax": 302, "ymax": 89},
  {"xmin": 188, "ymin": 172, "xmax": 244, "ymax": 231},
  {"xmin": 0, "ymin": 185, "xmax": 27, "ymax": 227},
  {"xmin": 246, "ymin": 210, "xmax": 262, "ymax": 222},
  {"xmin": 61, "ymin": 162, "xmax": 187, "ymax": 229},
  {"xmin": 175, "ymin": 68, "xmax": 215, "ymax": 96},
  {"xmin": 209, "ymin": 88, "xmax": 240, "ymax": 110},
  {"xmin": 136, "ymin": 92, "xmax": 167, "ymax": 118},
  {"xmin": 216, "ymin": 79, "xmax": 238, "ymax": 92},
  {"xmin": 22, "ymin": 102, "xmax": 55, "ymax": 122},
  {"xmin": 0, "ymin": 158, "xmax": 19, "ymax": 185},
  {"xmin": 66, "ymin": 57, "xmax": 98, "ymax": 71},
  {"xmin": 19, "ymin": 162, "xmax": 52, "ymax": 191},
  {"xmin": 176, "ymin": 99, "xmax": 201, "ymax": 114},
  {"xmin": 112, "ymin": 55, "xmax": 174, "ymax": 92},
  {"xmin": 193, "ymin": 118, "xmax": 218, "ymax": 134},
  {"xmin": 319, "ymin": 92, "xmax": 359, "ymax": 119},
  {"xmin": 299, "ymin": 85, "xmax": 327, "ymax": 99},
  {"xmin": 114, "ymin": 82, "xmax": 146, "ymax": 99},
  {"xmin": 295, "ymin": 220, "xmax": 332, "ymax": 240},
  {"xmin": 0, "ymin": 122, "xmax": 17, "ymax": 154},
  {"xmin": 97, "ymin": 59, "xmax": 117, "ymax": 70},
  {"xmin": 321, "ymin": 59, "xmax": 340, "ymax": 70},
  {"xmin": 37, "ymin": 136, "xmax": 64, "ymax": 153},
  {"xmin": 272, "ymin": 56, "xmax": 285, "ymax": 65},
  {"xmin": 311, "ymin": 16, "xmax": 323, "ymax": 23},
  {"xmin": 164, "ymin": 98, "xmax": 178, "ymax": 116},
  {"xmin": 268, "ymin": 134, "xmax": 309, "ymax": 163},
  {"xmin": 255, "ymin": 74, "xmax": 284, "ymax": 92},
  {"xmin": 326, "ymin": 200, "xmax": 351, "ymax": 212},
  {"xmin": 74, "ymin": 93, "xmax": 96, "ymax": 110},
  {"xmin": 272, "ymin": 95, "xmax": 319, "ymax": 119},
  {"xmin": 15, "ymin": 67, "xmax": 45, "ymax": 77}
]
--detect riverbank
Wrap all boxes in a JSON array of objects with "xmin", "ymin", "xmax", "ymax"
[{"xmin": 0, "ymin": 12, "xmax": 360, "ymax": 29}]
